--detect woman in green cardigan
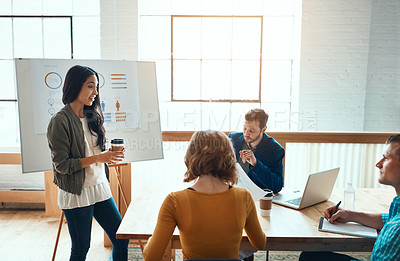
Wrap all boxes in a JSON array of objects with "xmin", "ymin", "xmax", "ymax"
[{"xmin": 47, "ymin": 65, "xmax": 128, "ymax": 261}]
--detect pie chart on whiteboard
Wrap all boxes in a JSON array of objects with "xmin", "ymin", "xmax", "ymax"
[{"xmin": 44, "ymin": 72, "xmax": 62, "ymax": 89}]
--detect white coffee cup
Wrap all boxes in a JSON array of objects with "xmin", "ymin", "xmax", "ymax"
[{"xmin": 111, "ymin": 139, "xmax": 124, "ymax": 151}]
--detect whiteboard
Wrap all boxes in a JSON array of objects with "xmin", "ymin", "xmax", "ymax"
[{"xmin": 15, "ymin": 58, "xmax": 163, "ymax": 173}]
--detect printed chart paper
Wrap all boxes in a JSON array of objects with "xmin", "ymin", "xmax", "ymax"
[
  {"xmin": 29, "ymin": 59, "xmax": 141, "ymax": 134},
  {"xmin": 235, "ymin": 163, "xmax": 267, "ymax": 201}
]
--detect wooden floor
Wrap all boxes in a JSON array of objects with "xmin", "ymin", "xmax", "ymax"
[{"xmin": 0, "ymin": 209, "xmax": 113, "ymax": 261}]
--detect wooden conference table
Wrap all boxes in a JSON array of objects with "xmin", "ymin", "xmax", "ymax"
[{"xmin": 117, "ymin": 188, "xmax": 395, "ymax": 255}]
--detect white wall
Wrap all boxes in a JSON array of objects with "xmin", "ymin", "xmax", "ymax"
[
  {"xmin": 364, "ymin": 0, "xmax": 400, "ymax": 131},
  {"xmin": 299, "ymin": 0, "xmax": 400, "ymax": 131},
  {"xmin": 100, "ymin": 0, "xmax": 138, "ymax": 60},
  {"xmin": 299, "ymin": 0, "xmax": 371, "ymax": 131}
]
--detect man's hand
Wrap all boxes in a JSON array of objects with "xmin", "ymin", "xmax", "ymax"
[
  {"xmin": 324, "ymin": 205, "xmax": 352, "ymax": 224},
  {"xmin": 239, "ymin": 149, "xmax": 257, "ymax": 166},
  {"xmin": 324, "ymin": 204, "xmax": 384, "ymax": 230}
]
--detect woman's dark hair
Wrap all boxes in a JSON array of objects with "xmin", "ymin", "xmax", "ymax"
[{"xmin": 62, "ymin": 65, "xmax": 106, "ymax": 150}]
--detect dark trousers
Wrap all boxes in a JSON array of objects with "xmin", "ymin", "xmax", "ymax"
[
  {"xmin": 63, "ymin": 197, "xmax": 129, "ymax": 261},
  {"xmin": 299, "ymin": 251, "xmax": 355, "ymax": 261}
]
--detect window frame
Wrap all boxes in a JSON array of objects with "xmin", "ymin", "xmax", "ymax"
[
  {"xmin": 0, "ymin": 15, "xmax": 73, "ymax": 104},
  {"xmin": 0, "ymin": 15, "xmax": 74, "ymax": 147}
]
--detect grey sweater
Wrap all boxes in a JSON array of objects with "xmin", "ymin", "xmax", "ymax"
[{"xmin": 47, "ymin": 104, "xmax": 109, "ymax": 195}]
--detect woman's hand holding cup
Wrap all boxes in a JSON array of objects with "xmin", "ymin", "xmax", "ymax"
[
  {"xmin": 97, "ymin": 149, "xmax": 125, "ymax": 164},
  {"xmin": 96, "ymin": 138, "xmax": 125, "ymax": 164}
]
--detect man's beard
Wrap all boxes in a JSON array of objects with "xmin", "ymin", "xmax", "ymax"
[{"xmin": 245, "ymin": 131, "xmax": 262, "ymax": 145}]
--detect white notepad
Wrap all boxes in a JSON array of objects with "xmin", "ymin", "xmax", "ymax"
[{"xmin": 318, "ymin": 217, "xmax": 378, "ymax": 238}]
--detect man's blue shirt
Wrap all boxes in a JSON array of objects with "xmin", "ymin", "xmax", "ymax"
[
  {"xmin": 371, "ymin": 195, "xmax": 400, "ymax": 260},
  {"xmin": 229, "ymin": 132, "xmax": 284, "ymax": 193}
]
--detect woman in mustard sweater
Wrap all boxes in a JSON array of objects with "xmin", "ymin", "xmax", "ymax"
[{"xmin": 143, "ymin": 130, "xmax": 267, "ymax": 260}]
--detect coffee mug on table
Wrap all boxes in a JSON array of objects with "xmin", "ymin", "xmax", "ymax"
[{"xmin": 260, "ymin": 190, "xmax": 274, "ymax": 217}]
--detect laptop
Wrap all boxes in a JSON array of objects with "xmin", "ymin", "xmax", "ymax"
[{"xmin": 272, "ymin": 167, "xmax": 340, "ymax": 210}]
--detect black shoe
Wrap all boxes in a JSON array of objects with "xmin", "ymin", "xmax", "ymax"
[{"xmin": 242, "ymin": 254, "xmax": 254, "ymax": 261}]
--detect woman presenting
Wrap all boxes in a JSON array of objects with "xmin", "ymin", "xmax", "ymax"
[{"xmin": 47, "ymin": 65, "xmax": 129, "ymax": 261}]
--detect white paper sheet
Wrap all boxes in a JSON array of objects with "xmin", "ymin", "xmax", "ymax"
[
  {"xmin": 318, "ymin": 217, "xmax": 378, "ymax": 238},
  {"xmin": 235, "ymin": 163, "xmax": 267, "ymax": 201}
]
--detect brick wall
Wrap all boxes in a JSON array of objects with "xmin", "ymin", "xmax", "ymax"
[
  {"xmin": 299, "ymin": 0, "xmax": 372, "ymax": 131},
  {"xmin": 299, "ymin": 0, "xmax": 400, "ymax": 131},
  {"xmin": 364, "ymin": 0, "xmax": 400, "ymax": 131},
  {"xmin": 100, "ymin": 0, "xmax": 138, "ymax": 60}
]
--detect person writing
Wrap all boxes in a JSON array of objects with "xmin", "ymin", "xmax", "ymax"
[
  {"xmin": 300, "ymin": 134, "xmax": 400, "ymax": 261},
  {"xmin": 229, "ymin": 108, "xmax": 285, "ymax": 194},
  {"xmin": 47, "ymin": 65, "xmax": 129, "ymax": 260},
  {"xmin": 143, "ymin": 130, "xmax": 267, "ymax": 260}
]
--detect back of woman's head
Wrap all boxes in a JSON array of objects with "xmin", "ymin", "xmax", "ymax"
[{"xmin": 184, "ymin": 130, "xmax": 238, "ymax": 185}]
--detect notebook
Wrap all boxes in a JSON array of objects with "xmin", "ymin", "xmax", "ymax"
[
  {"xmin": 318, "ymin": 217, "xmax": 378, "ymax": 238},
  {"xmin": 272, "ymin": 167, "xmax": 340, "ymax": 210}
]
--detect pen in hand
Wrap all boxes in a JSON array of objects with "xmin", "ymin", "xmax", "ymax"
[{"xmin": 328, "ymin": 200, "xmax": 341, "ymax": 222}]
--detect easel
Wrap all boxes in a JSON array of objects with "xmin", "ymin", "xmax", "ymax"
[{"xmin": 51, "ymin": 163, "xmax": 130, "ymax": 261}]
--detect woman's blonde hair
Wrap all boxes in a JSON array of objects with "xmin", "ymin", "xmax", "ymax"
[{"xmin": 183, "ymin": 130, "xmax": 238, "ymax": 185}]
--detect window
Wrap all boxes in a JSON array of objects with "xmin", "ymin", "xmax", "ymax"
[
  {"xmin": 172, "ymin": 16, "xmax": 262, "ymax": 102},
  {"xmin": 0, "ymin": 0, "xmax": 101, "ymax": 148},
  {"xmin": 139, "ymin": 0, "xmax": 301, "ymax": 131},
  {"xmin": 0, "ymin": 16, "xmax": 72, "ymax": 148}
]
